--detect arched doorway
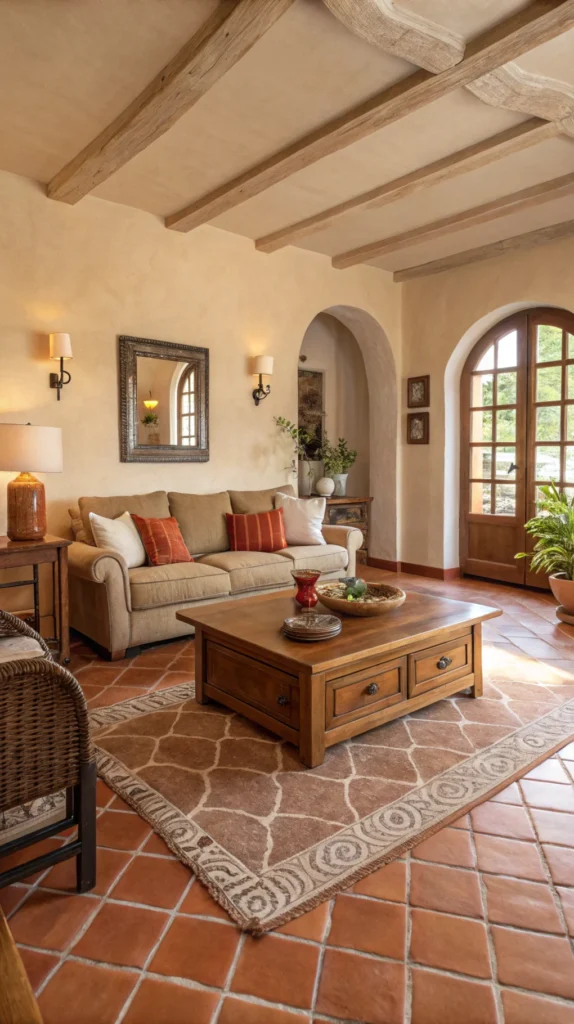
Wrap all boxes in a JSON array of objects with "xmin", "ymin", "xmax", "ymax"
[{"xmin": 460, "ymin": 306, "xmax": 574, "ymax": 585}]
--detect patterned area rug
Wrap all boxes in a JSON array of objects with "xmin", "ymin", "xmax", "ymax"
[{"xmin": 91, "ymin": 650, "xmax": 574, "ymax": 934}]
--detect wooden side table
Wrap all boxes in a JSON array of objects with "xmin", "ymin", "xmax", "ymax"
[
  {"xmin": 0, "ymin": 535, "xmax": 71, "ymax": 663},
  {"xmin": 323, "ymin": 497, "xmax": 373, "ymax": 564}
]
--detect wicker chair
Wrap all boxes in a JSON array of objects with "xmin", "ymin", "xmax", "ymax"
[{"xmin": 0, "ymin": 610, "xmax": 96, "ymax": 892}]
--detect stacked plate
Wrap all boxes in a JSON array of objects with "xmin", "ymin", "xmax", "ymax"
[{"xmin": 283, "ymin": 613, "xmax": 342, "ymax": 642}]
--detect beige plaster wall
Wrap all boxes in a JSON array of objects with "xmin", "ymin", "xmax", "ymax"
[
  {"xmin": 0, "ymin": 172, "xmax": 400, "ymax": 582},
  {"xmin": 401, "ymin": 234, "xmax": 574, "ymax": 569},
  {"xmin": 300, "ymin": 313, "xmax": 370, "ymax": 496}
]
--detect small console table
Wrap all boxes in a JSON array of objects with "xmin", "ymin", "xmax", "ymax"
[
  {"xmin": 0, "ymin": 535, "xmax": 71, "ymax": 663},
  {"xmin": 323, "ymin": 496, "xmax": 372, "ymax": 564}
]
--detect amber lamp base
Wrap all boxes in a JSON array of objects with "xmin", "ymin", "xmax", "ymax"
[{"xmin": 7, "ymin": 472, "xmax": 47, "ymax": 541}]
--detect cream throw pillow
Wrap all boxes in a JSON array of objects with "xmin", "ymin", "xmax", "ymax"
[
  {"xmin": 275, "ymin": 493, "xmax": 326, "ymax": 546},
  {"xmin": 89, "ymin": 511, "xmax": 146, "ymax": 568}
]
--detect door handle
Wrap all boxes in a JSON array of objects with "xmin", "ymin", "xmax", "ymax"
[
  {"xmin": 508, "ymin": 462, "xmax": 518, "ymax": 474},
  {"xmin": 366, "ymin": 683, "xmax": 379, "ymax": 696},
  {"xmin": 277, "ymin": 695, "xmax": 290, "ymax": 707}
]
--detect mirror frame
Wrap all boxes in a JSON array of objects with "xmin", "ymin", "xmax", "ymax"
[{"xmin": 119, "ymin": 335, "xmax": 209, "ymax": 463}]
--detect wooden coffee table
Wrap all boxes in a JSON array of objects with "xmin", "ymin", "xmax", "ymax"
[{"xmin": 177, "ymin": 587, "xmax": 500, "ymax": 768}]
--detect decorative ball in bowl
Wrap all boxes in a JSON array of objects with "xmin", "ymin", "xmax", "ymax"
[{"xmin": 316, "ymin": 579, "xmax": 406, "ymax": 617}]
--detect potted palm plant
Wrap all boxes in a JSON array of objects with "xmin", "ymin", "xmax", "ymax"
[
  {"xmin": 516, "ymin": 483, "xmax": 574, "ymax": 620},
  {"xmin": 321, "ymin": 435, "xmax": 358, "ymax": 497}
]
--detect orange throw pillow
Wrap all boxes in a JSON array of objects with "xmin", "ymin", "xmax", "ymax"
[
  {"xmin": 131, "ymin": 514, "xmax": 193, "ymax": 566},
  {"xmin": 226, "ymin": 508, "xmax": 287, "ymax": 553}
]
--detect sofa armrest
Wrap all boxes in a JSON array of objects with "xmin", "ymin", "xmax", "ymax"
[
  {"xmin": 68, "ymin": 542, "xmax": 132, "ymax": 658},
  {"xmin": 68, "ymin": 542, "xmax": 131, "ymax": 612},
  {"xmin": 321, "ymin": 525, "xmax": 364, "ymax": 576}
]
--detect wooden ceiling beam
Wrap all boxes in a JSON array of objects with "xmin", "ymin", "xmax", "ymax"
[
  {"xmin": 321, "ymin": 0, "xmax": 464, "ymax": 73},
  {"xmin": 47, "ymin": 0, "xmax": 296, "ymax": 205},
  {"xmin": 469, "ymin": 63, "xmax": 574, "ymax": 134},
  {"xmin": 255, "ymin": 118, "xmax": 559, "ymax": 253},
  {"xmin": 332, "ymin": 170, "xmax": 574, "ymax": 268},
  {"xmin": 166, "ymin": 0, "xmax": 574, "ymax": 233},
  {"xmin": 393, "ymin": 218, "xmax": 574, "ymax": 281}
]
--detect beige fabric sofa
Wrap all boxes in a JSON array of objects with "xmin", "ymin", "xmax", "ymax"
[{"xmin": 68, "ymin": 485, "xmax": 364, "ymax": 659}]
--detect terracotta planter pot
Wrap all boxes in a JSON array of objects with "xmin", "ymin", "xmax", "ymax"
[{"xmin": 549, "ymin": 574, "xmax": 574, "ymax": 614}]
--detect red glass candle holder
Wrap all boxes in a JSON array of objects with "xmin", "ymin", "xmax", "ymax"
[{"xmin": 292, "ymin": 569, "xmax": 321, "ymax": 610}]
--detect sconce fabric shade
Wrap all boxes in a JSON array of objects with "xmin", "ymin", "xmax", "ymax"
[
  {"xmin": 0, "ymin": 424, "xmax": 63, "ymax": 473},
  {"xmin": 49, "ymin": 332, "xmax": 73, "ymax": 360},
  {"xmin": 253, "ymin": 355, "xmax": 274, "ymax": 377}
]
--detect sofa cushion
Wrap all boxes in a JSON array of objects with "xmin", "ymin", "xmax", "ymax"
[
  {"xmin": 226, "ymin": 509, "xmax": 287, "ymax": 553},
  {"xmin": 129, "ymin": 562, "xmax": 230, "ymax": 610},
  {"xmin": 228, "ymin": 483, "xmax": 295, "ymax": 514},
  {"xmin": 168, "ymin": 491, "xmax": 232, "ymax": 555},
  {"xmin": 79, "ymin": 491, "xmax": 169, "ymax": 545},
  {"xmin": 198, "ymin": 551, "xmax": 292, "ymax": 594},
  {"xmin": 0, "ymin": 635, "xmax": 48, "ymax": 664},
  {"xmin": 277, "ymin": 544, "xmax": 348, "ymax": 573}
]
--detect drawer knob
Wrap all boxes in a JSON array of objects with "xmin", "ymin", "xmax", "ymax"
[
  {"xmin": 437, "ymin": 655, "xmax": 452, "ymax": 670},
  {"xmin": 277, "ymin": 695, "xmax": 290, "ymax": 706},
  {"xmin": 366, "ymin": 683, "xmax": 379, "ymax": 696}
]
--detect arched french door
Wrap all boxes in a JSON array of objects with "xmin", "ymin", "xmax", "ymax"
[{"xmin": 461, "ymin": 307, "xmax": 574, "ymax": 586}]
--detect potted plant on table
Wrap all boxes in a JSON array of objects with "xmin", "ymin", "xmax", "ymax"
[
  {"xmin": 320, "ymin": 435, "xmax": 358, "ymax": 497},
  {"xmin": 275, "ymin": 417, "xmax": 315, "ymax": 495},
  {"xmin": 516, "ymin": 482, "xmax": 574, "ymax": 622}
]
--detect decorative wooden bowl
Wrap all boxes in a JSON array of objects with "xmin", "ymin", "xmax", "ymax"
[{"xmin": 316, "ymin": 581, "xmax": 406, "ymax": 617}]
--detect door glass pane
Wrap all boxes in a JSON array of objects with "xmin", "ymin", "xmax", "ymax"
[
  {"xmin": 476, "ymin": 345, "xmax": 494, "ymax": 371},
  {"xmin": 497, "ymin": 331, "xmax": 517, "ymax": 368},
  {"xmin": 496, "ymin": 372, "xmax": 517, "ymax": 406},
  {"xmin": 537, "ymin": 365, "xmax": 562, "ymax": 402},
  {"xmin": 471, "ymin": 482, "xmax": 491, "ymax": 514},
  {"xmin": 565, "ymin": 446, "xmax": 574, "ymax": 482},
  {"xmin": 568, "ymin": 365, "xmax": 574, "ymax": 399},
  {"xmin": 496, "ymin": 408, "xmax": 516, "ymax": 442},
  {"xmin": 494, "ymin": 484, "xmax": 516, "ymax": 515},
  {"xmin": 568, "ymin": 334, "xmax": 574, "ymax": 359},
  {"xmin": 536, "ymin": 405, "xmax": 561, "ymax": 441},
  {"xmin": 563, "ymin": 486, "xmax": 574, "ymax": 503},
  {"xmin": 567, "ymin": 406, "xmax": 574, "ymax": 442},
  {"xmin": 471, "ymin": 446, "xmax": 492, "ymax": 478},
  {"xmin": 495, "ymin": 447, "xmax": 516, "ymax": 478},
  {"xmin": 471, "ymin": 410, "xmax": 493, "ymax": 442},
  {"xmin": 535, "ymin": 445, "xmax": 561, "ymax": 481},
  {"xmin": 536, "ymin": 324, "xmax": 563, "ymax": 363},
  {"xmin": 471, "ymin": 374, "xmax": 493, "ymax": 407}
]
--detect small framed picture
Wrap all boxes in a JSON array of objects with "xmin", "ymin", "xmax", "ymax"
[
  {"xmin": 407, "ymin": 375, "xmax": 430, "ymax": 408},
  {"xmin": 407, "ymin": 412, "xmax": 429, "ymax": 445}
]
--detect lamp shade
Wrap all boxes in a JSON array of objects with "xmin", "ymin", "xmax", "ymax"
[
  {"xmin": 253, "ymin": 355, "xmax": 274, "ymax": 376},
  {"xmin": 0, "ymin": 424, "xmax": 63, "ymax": 473},
  {"xmin": 49, "ymin": 332, "xmax": 73, "ymax": 360}
]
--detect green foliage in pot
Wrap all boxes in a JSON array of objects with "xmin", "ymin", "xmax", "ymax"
[
  {"xmin": 141, "ymin": 411, "xmax": 159, "ymax": 426},
  {"xmin": 515, "ymin": 483, "xmax": 574, "ymax": 580},
  {"xmin": 274, "ymin": 416, "xmax": 312, "ymax": 459},
  {"xmin": 321, "ymin": 435, "xmax": 358, "ymax": 476}
]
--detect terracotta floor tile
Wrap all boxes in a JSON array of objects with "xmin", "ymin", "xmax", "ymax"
[
  {"xmin": 218, "ymin": 998, "xmax": 309, "ymax": 1024},
  {"xmin": 531, "ymin": 808, "xmax": 574, "ymax": 846},
  {"xmin": 42, "ymin": 846, "xmax": 131, "ymax": 896},
  {"xmin": 410, "ymin": 862, "xmax": 483, "ymax": 918},
  {"xmin": 410, "ymin": 908, "xmax": 491, "ymax": 978},
  {"xmin": 231, "ymin": 934, "xmax": 319, "ymax": 1009},
  {"xmin": 410, "ymin": 968, "xmax": 497, "ymax": 1024},
  {"xmin": 502, "ymin": 989, "xmax": 574, "ymax": 1024},
  {"xmin": 412, "ymin": 827, "xmax": 476, "ymax": 868},
  {"xmin": 471, "ymin": 801, "xmax": 536, "ymax": 841},
  {"xmin": 9, "ymin": 889, "xmax": 98, "ymax": 951},
  {"xmin": 142, "ymin": 831, "xmax": 174, "ymax": 857},
  {"xmin": 87, "ymin": 685, "xmax": 149, "ymax": 707},
  {"xmin": 113, "ymin": 667, "xmax": 165, "ymax": 687},
  {"xmin": 557, "ymin": 886, "xmax": 574, "ymax": 935},
  {"xmin": 179, "ymin": 879, "xmax": 231, "ymax": 920},
  {"xmin": 276, "ymin": 901, "xmax": 330, "ymax": 941},
  {"xmin": 559, "ymin": 741, "xmax": 574, "ymax": 760},
  {"xmin": 17, "ymin": 948, "xmax": 59, "ymax": 993},
  {"xmin": 521, "ymin": 779, "xmax": 574, "ymax": 813},
  {"xmin": 492, "ymin": 926, "xmax": 574, "ymax": 998},
  {"xmin": 96, "ymin": 779, "xmax": 115, "ymax": 807},
  {"xmin": 315, "ymin": 947, "xmax": 405, "ymax": 1024},
  {"xmin": 96, "ymin": 810, "xmax": 151, "ymax": 850},
  {"xmin": 0, "ymin": 837, "xmax": 66, "ymax": 884},
  {"xmin": 75, "ymin": 666, "xmax": 122, "ymax": 687},
  {"xmin": 109, "ymin": 794, "xmax": 133, "ymax": 811},
  {"xmin": 0, "ymin": 884, "xmax": 29, "ymax": 915},
  {"xmin": 110, "ymin": 853, "xmax": 190, "ymax": 908},
  {"xmin": 150, "ymin": 915, "xmax": 239, "ymax": 987},
  {"xmin": 525, "ymin": 759, "xmax": 572, "ymax": 783},
  {"xmin": 491, "ymin": 781, "xmax": 522, "ymax": 804},
  {"xmin": 328, "ymin": 893, "xmax": 406, "ymax": 959},
  {"xmin": 475, "ymin": 833, "xmax": 546, "ymax": 880},
  {"xmin": 351, "ymin": 859, "xmax": 407, "ymax": 901},
  {"xmin": 38, "ymin": 960, "xmax": 137, "ymax": 1024},
  {"xmin": 543, "ymin": 844, "xmax": 574, "ymax": 885},
  {"xmin": 121, "ymin": 977, "xmax": 218, "ymax": 1024},
  {"xmin": 72, "ymin": 901, "xmax": 168, "ymax": 968},
  {"xmin": 451, "ymin": 813, "xmax": 471, "ymax": 829},
  {"xmin": 484, "ymin": 874, "xmax": 563, "ymax": 932}
]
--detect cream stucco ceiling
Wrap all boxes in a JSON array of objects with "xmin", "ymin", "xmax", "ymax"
[{"xmin": 2, "ymin": 0, "xmax": 574, "ymax": 281}]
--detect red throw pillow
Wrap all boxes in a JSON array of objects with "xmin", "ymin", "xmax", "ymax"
[
  {"xmin": 131, "ymin": 515, "xmax": 193, "ymax": 566},
  {"xmin": 226, "ymin": 508, "xmax": 287, "ymax": 553}
]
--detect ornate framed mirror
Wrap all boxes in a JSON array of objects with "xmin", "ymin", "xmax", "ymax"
[{"xmin": 119, "ymin": 335, "xmax": 209, "ymax": 463}]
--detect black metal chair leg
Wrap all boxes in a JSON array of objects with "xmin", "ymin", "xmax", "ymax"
[{"xmin": 76, "ymin": 762, "xmax": 96, "ymax": 893}]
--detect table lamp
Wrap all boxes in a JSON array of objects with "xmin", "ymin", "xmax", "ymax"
[{"xmin": 0, "ymin": 424, "xmax": 63, "ymax": 540}]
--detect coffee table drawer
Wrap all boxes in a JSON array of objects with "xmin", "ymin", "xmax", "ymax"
[
  {"xmin": 206, "ymin": 642, "xmax": 299, "ymax": 727},
  {"xmin": 408, "ymin": 633, "xmax": 473, "ymax": 698},
  {"xmin": 327, "ymin": 657, "xmax": 407, "ymax": 728}
]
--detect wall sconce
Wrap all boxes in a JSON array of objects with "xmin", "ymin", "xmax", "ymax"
[
  {"xmin": 49, "ymin": 333, "xmax": 73, "ymax": 401},
  {"xmin": 252, "ymin": 355, "xmax": 273, "ymax": 406}
]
